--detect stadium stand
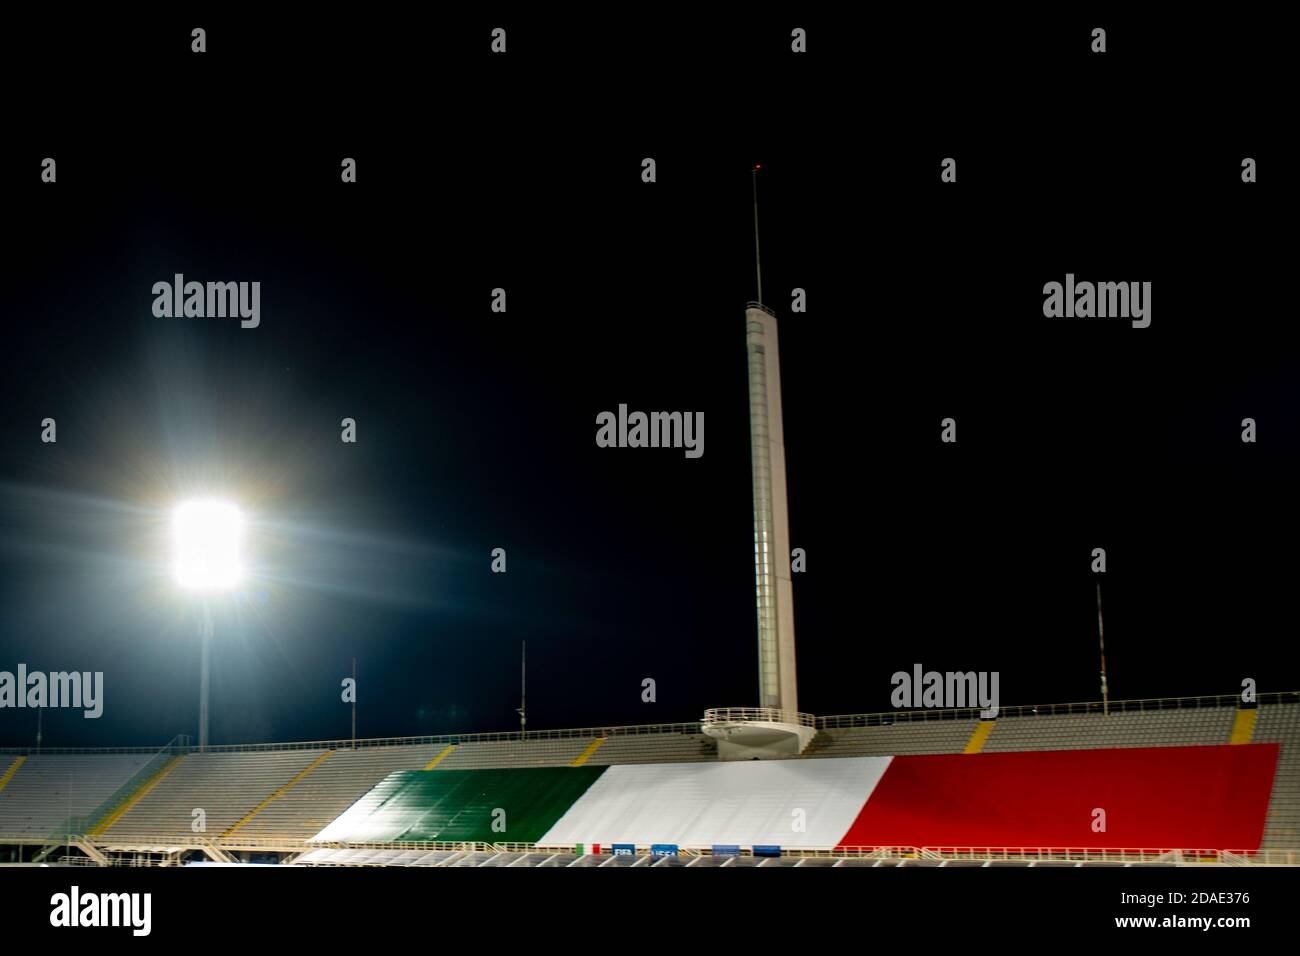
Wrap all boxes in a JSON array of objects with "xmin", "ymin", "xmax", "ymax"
[
  {"xmin": 314, "ymin": 767, "xmax": 606, "ymax": 843},
  {"xmin": 980, "ymin": 706, "xmax": 1237, "ymax": 752},
  {"xmin": 837, "ymin": 744, "xmax": 1278, "ymax": 851},
  {"xmin": 536, "ymin": 757, "xmax": 892, "ymax": 849},
  {"xmin": 96, "ymin": 750, "xmax": 327, "ymax": 842},
  {"xmin": 0, "ymin": 754, "xmax": 152, "ymax": 840},
  {"xmin": 234, "ymin": 744, "xmax": 448, "ymax": 841},
  {"xmin": 582, "ymin": 733, "xmax": 717, "ymax": 765},
  {"xmin": 310, "ymin": 743, "xmax": 1279, "ymax": 855},
  {"xmin": 1254, "ymin": 701, "xmax": 1300, "ymax": 848},
  {"xmin": 805, "ymin": 719, "xmax": 980, "ymax": 756},
  {"xmin": 437, "ymin": 738, "xmax": 594, "ymax": 769},
  {"xmin": 1, "ymin": 693, "xmax": 1296, "ymax": 865}
]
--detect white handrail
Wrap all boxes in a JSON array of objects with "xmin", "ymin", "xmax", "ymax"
[
  {"xmin": 701, "ymin": 707, "xmax": 817, "ymax": 728},
  {"xmin": 3, "ymin": 691, "xmax": 1295, "ymax": 756}
]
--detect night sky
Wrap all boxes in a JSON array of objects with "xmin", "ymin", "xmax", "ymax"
[{"xmin": 1, "ymin": 13, "xmax": 1294, "ymax": 748}]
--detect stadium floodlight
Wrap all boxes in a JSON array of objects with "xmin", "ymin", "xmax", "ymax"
[
  {"xmin": 172, "ymin": 499, "xmax": 245, "ymax": 591},
  {"xmin": 172, "ymin": 497, "xmax": 245, "ymax": 752}
]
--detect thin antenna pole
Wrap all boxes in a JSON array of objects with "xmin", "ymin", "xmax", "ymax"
[
  {"xmin": 512, "ymin": 643, "xmax": 528, "ymax": 737},
  {"xmin": 1096, "ymin": 582, "xmax": 1110, "ymax": 716},
  {"xmin": 752, "ymin": 165, "xmax": 763, "ymax": 304},
  {"xmin": 351, "ymin": 657, "xmax": 357, "ymax": 750}
]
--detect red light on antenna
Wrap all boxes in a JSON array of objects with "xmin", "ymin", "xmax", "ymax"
[{"xmin": 754, "ymin": 164, "xmax": 762, "ymax": 170}]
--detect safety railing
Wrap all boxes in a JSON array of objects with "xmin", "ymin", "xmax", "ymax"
[
  {"xmin": 702, "ymin": 707, "xmax": 817, "ymax": 728},
  {"xmin": 187, "ymin": 722, "xmax": 707, "ymax": 753},
  {"xmin": 48, "ymin": 837, "xmax": 1299, "ymax": 867},
  {"xmin": 0, "ymin": 739, "xmax": 192, "ymax": 755},
  {"xmin": 817, "ymin": 690, "xmax": 1300, "ymax": 729},
  {"xmin": 0, "ymin": 725, "xmax": 701, "ymax": 756},
  {"xmin": 3, "ymin": 691, "xmax": 1295, "ymax": 756}
]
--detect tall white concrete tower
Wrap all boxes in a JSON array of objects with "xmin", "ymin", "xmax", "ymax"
[
  {"xmin": 746, "ymin": 299, "xmax": 798, "ymax": 715},
  {"xmin": 702, "ymin": 167, "xmax": 810, "ymax": 759}
]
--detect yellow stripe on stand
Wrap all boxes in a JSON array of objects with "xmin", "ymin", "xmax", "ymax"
[
  {"xmin": 0, "ymin": 755, "xmax": 26, "ymax": 793},
  {"xmin": 571, "ymin": 739, "xmax": 606, "ymax": 767},
  {"xmin": 224, "ymin": 751, "xmax": 334, "ymax": 836},
  {"xmin": 1229, "ymin": 709, "xmax": 1258, "ymax": 745},
  {"xmin": 963, "ymin": 721, "xmax": 995, "ymax": 754},
  {"xmin": 423, "ymin": 744, "xmax": 456, "ymax": 770},
  {"xmin": 90, "ymin": 755, "xmax": 185, "ymax": 837}
]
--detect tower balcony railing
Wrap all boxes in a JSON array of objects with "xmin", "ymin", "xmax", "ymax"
[{"xmin": 701, "ymin": 707, "xmax": 817, "ymax": 729}]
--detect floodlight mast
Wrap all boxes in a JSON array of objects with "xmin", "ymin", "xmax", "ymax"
[
  {"xmin": 173, "ymin": 498, "xmax": 244, "ymax": 753},
  {"xmin": 199, "ymin": 604, "xmax": 213, "ymax": 751}
]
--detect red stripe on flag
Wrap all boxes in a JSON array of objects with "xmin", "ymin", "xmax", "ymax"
[{"xmin": 838, "ymin": 744, "xmax": 1279, "ymax": 851}]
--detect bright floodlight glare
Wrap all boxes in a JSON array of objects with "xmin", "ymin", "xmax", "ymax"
[{"xmin": 172, "ymin": 499, "xmax": 245, "ymax": 592}]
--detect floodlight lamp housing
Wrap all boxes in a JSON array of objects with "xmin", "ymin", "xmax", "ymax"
[{"xmin": 172, "ymin": 499, "xmax": 246, "ymax": 592}]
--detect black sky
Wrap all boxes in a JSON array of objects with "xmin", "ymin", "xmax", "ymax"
[{"xmin": 0, "ymin": 12, "xmax": 1294, "ymax": 747}]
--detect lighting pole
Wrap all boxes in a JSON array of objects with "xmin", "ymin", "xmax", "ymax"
[
  {"xmin": 199, "ymin": 603, "xmax": 213, "ymax": 751},
  {"xmin": 173, "ymin": 498, "xmax": 245, "ymax": 754}
]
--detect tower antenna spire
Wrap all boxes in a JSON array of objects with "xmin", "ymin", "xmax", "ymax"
[{"xmin": 752, "ymin": 164, "xmax": 763, "ymax": 305}]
